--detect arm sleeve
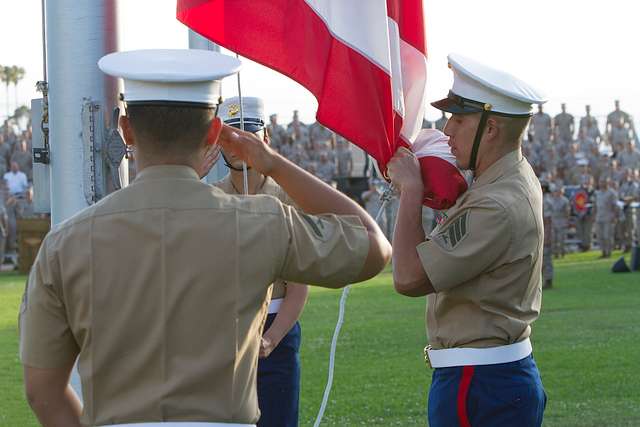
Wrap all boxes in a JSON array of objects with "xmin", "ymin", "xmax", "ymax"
[
  {"xmin": 416, "ymin": 200, "xmax": 511, "ymax": 292},
  {"xmin": 19, "ymin": 236, "xmax": 79, "ymax": 368},
  {"xmin": 277, "ymin": 205, "xmax": 370, "ymax": 288}
]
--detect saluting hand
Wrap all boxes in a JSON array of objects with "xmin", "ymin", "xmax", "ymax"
[
  {"xmin": 387, "ymin": 147, "xmax": 424, "ymax": 194},
  {"xmin": 217, "ymin": 124, "xmax": 278, "ymax": 175},
  {"xmin": 197, "ymin": 144, "xmax": 221, "ymax": 179}
]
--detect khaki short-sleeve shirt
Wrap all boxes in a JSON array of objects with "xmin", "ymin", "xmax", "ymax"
[
  {"xmin": 214, "ymin": 175, "xmax": 295, "ymax": 299},
  {"xmin": 417, "ymin": 151, "xmax": 543, "ymax": 349},
  {"xmin": 19, "ymin": 165, "xmax": 368, "ymax": 426}
]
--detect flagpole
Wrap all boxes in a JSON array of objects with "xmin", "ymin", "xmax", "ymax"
[{"xmin": 235, "ymin": 53, "xmax": 249, "ymax": 195}]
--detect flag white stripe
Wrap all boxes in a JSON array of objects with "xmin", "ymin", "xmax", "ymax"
[
  {"xmin": 387, "ymin": 17, "xmax": 405, "ymax": 117},
  {"xmin": 398, "ymin": 38, "xmax": 428, "ymax": 142},
  {"xmin": 304, "ymin": 0, "xmax": 392, "ymax": 74}
]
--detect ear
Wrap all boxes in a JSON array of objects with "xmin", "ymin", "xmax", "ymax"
[
  {"xmin": 119, "ymin": 115, "xmax": 136, "ymax": 147},
  {"xmin": 484, "ymin": 117, "xmax": 500, "ymax": 142},
  {"xmin": 205, "ymin": 117, "xmax": 223, "ymax": 146}
]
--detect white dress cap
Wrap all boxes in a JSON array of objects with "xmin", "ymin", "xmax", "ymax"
[
  {"xmin": 98, "ymin": 49, "xmax": 242, "ymax": 106},
  {"xmin": 218, "ymin": 96, "xmax": 265, "ymax": 133},
  {"xmin": 435, "ymin": 53, "xmax": 547, "ymax": 116}
]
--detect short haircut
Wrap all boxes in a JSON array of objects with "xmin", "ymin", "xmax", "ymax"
[
  {"xmin": 494, "ymin": 115, "xmax": 530, "ymax": 145},
  {"xmin": 126, "ymin": 104, "xmax": 216, "ymax": 155}
]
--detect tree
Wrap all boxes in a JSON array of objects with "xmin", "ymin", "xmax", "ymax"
[
  {"xmin": 10, "ymin": 66, "xmax": 26, "ymax": 110},
  {"xmin": 13, "ymin": 105, "xmax": 30, "ymax": 120},
  {"xmin": 0, "ymin": 66, "xmax": 9, "ymax": 119}
]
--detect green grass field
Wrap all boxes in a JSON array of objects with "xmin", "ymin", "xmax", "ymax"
[{"xmin": 1, "ymin": 251, "xmax": 639, "ymax": 426}]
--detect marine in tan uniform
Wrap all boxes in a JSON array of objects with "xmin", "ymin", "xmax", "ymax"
[
  {"xmin": 286, "ymin": 110, "xmax": 309, "ymax": 149},
  {"xmin": 594, "ymin": 177, "xmax": 618, "ymax": 258},
  {"xmin": 549, "ymin": 184, "xmax": 571, "ymax": 258},
  {"xmin": 214, "ymin": 96, "xmax": 308, "ymax": 427},
  {"xmin": 618, "ymin": 141, "xmax": 640, "ymax": 170},
  {"xmin": 530, "ymin": 104, "xmax": 552, "ymax": 144},
  {"xmin": 19, "ymin": 49, "xmax": 391, "ymax": 427},
  {"xmin": 618, "ymin": 170, "xmax": 638, "ymax": 252},
  {"xmin": 388, "ymin": 53, "xmax": 547, "ymax": 427},
  {"xmin": 266, "ymin": 114, "xmax": 287, "ymax": 152},
  {"xmin": 335, "ymin": 137, "xmax": 354, "ymax": 178},
  {"xmin": 575, "ymin": 174, "xmax": 595, "ymax": 251},
  {"xmin": 579, "ymin": 105, "xmax": 601, "ymax": 143},
  {"xmin": 553, "ymin": 103, "xmax": 574, "ymax": 144},
  {"xmin": 607, "ymin": 100, "xmax": 637, "ymax": 144}
]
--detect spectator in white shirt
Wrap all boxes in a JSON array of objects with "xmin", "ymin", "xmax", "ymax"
[
  {"xmin": 4, "ymin": 161, "xmax": 29, "ymax": 196},
  {"xmin": 3, "ymin": 162, "xmax": 29, "ymax": 252}
]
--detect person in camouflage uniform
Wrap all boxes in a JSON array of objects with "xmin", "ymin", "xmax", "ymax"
[
  {"xmin": 550, "ymin": 183, "xmax": 570, "ymax": 258},
  {"xmin": 553, "ymin": 103, "xmax": 574, "ymax": 145},
  {"xmin": 594, "ymin": 178, "xmax": 619, "ymax": 258},
  {"xmin": 575, "ymin": 174, "xmax": 595, "ymax": 251},
  {"xmin": 619, "ymin": 169, "xmax": 639, "ymax": 252}
]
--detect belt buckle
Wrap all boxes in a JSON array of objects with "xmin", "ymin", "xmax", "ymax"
[{"xmin": 423, "ymin": 345, "xmax": 432, "ymax": 369}]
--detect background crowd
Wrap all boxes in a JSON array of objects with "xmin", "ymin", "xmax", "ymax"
[
  {"xmin": 1, "ymin": 99, "xmax": 639, "ymax": 270},
  {"xmin": 263, "ymin": 102, "xmax": 640, "ymax": 258},
  {"xmin": 523, "ymin": 101, "xmax": 640, "ymax": 259},
  {"xmin": 0, "ymin": 118, "xmax": 37, "ymax": 268}
]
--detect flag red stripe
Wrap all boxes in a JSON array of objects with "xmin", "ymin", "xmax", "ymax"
[
  {"xmin": 456, "ymin": 366, "xmax": 475, "ymax": 427},
  {"xmin": 178, "ymin": 0, "xmax": 397, "ymax": 166},
  {"xmin": 418, "ymin": 156, "xmax": 468, "ymax": 210},
  {"xmin": 386, "ymin": 0, "xmax": 427, "ymax": 56}
]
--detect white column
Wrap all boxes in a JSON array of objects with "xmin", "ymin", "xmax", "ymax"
[
  {"xmin": 46, "ymin": 0, "xmax": 120, "ymax": 401},
  {"xmin": 46, "ymin": 1, "xmax": 120, "ymax": 225}
]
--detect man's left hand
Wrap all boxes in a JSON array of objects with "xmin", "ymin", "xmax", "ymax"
[
  {"xmin": 198, "ymin": 144, "xmax": 221, "ymax": 179},
  {"xmin": 259, "ymin": 333, "xmax": 278, "ymax": 358},
  {"xmin": 387, "ymin": 147, "xmax": 424, "ymax": 194}
]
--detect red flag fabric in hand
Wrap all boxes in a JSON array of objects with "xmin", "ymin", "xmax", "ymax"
[
  {"xmin": 177, "ymin": 0, "xmax": 427, "ymax": 173},
  {"xmin": 412, "ymin": 129, "xmax": 468, "ymax": 210}
]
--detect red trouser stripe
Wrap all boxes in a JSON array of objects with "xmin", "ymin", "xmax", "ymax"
[{"xmin": 457, "ymin": 366, "xmax": 475, "ymax": 427}]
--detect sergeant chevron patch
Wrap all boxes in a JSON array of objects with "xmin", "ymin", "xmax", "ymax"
[{"xmin": 434, "ymin": 211, "xmax": 469, "ymax": 250}]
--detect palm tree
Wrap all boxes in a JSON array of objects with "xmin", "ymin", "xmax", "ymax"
[
  {"xmin": 11, "ymin": 66, "xmax": 26, "ymax": 110},
  {"xmin": 0, "ymin": 66, "xmax": 9, "ymax": 119}
]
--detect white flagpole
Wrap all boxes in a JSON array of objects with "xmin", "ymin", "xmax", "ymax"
[
  {"xmin": 44, "ymin": 0, "xmax": 120, "ymax": 401},
  {"xmin": 235, "ymin": 53, "xmax": 249, "ymax": 195}
]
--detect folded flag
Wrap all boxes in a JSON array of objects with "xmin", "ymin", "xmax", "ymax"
[{"xmin": 412, "ymin": 129, "xmax": 469, "ymax": 210}]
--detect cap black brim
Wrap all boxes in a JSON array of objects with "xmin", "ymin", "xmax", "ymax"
[
  {"xmin": 431, "ymin": 97, "xmax": 483, "ymax": 115},
  {"xmin": 228, "ymin": 122, "xmax": 264, "ymax": 133}
]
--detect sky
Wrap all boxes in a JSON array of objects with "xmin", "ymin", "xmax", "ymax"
[{"xmin": 1, "ymin": 0, "xmax": 639, "ymax": 128}]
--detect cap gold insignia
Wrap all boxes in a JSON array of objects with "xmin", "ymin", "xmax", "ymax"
[{"xmin": 228, "ymin": 104, "xmax": 240, "ymax": 117}]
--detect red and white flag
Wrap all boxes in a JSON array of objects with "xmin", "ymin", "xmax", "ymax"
[
  {"xmin": 178, "ymin": 0, "xmax": 426, "ymax": 168},
  {"xmin": 412, "ymin": 129, "xmax": 469, "ymax": 210},
  {"xmin": 178, "ymin": 0, "xmax": 467, "ymax": 209}
]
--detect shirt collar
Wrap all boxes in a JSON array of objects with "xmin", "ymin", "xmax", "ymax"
[
  {"xmin": 133, "ymin": 165, "xmax": 200, "ymax": 183},
  {"xmin": 473, "ymin": 149, "xmax": 523, "ymax": 188}
]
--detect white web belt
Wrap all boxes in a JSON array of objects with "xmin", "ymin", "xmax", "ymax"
[
  {"xmin": 104, "ymin": 423, "xmax": 255, "ymax": 427},
  {"xmin": 426, "ymin": 337, "xmax": 533, "ymax": 368}
]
